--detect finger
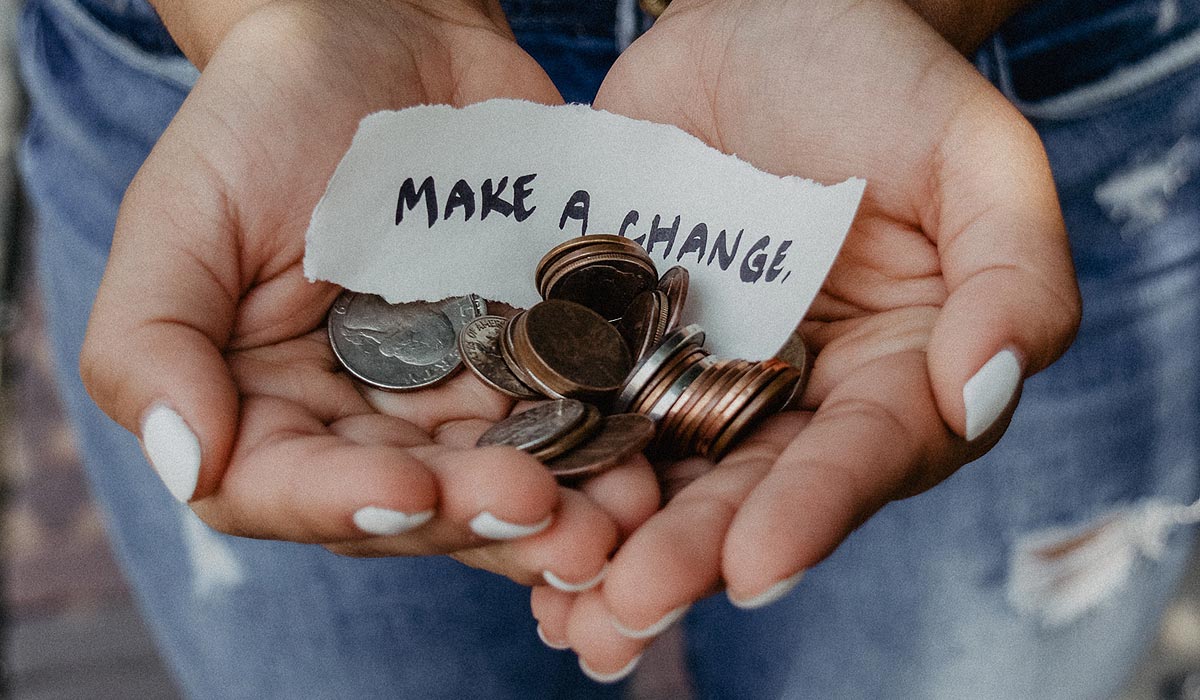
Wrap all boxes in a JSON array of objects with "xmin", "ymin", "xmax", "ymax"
[
  {"xmin": 80, "ymin": 138, "xmax": 259, "ymax": 504},
  {"xmin": 451, "ymin": 488, "xmax": 617, "ymax": 590},
  {"xmin": 196, "ymin": 396, "xmax": 559, "ymax": 547},
  {"xmin": 926, "ymin": 96, "xmax": 1081, "ymax": 441},
  {"xmin": 566, "ymin": 591, "xmax": 652, "ymax": 685},
  {"xmin": 597, "ymin": 416, "xmax": 800, "ymax": 638},
  {"xmin": 530, "ymin": 586, "xmax": 575, "ymax": 650},
  {"xmin": 722, "ymin": 352, "xmax": 952, "ymax": 605},
  {"xmin": 573, "ymin": 455, "xmax": 661, "ymax": 539}
]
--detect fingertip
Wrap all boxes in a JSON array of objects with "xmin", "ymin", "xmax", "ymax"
[{"xmin": 140, "ymin": 403, "xmax": 202, "ymax": 502}]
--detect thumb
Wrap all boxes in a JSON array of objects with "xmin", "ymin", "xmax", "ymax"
[
  {"xmin": 925, "ymin": 102, "xmax": 1081, "ymax": 444},
  {"xmin": 81, "ymin": 138, "xmax": 240, "ymax": 503}
]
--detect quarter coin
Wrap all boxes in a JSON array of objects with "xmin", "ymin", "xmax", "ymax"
[
  {"xmin": 458, "ymin": 316, "xmax": 542, "ymax": 400},
  {"xmin": 476, "ymin": 399, "xmax": 590, "ymax": 454},
  {"xmin": 328, "ymin": 291, "xmax": 486, "ymax": 391},
  {"xmin": 546, "ymin": 414, "xmax": 656, "ymax": 480}
]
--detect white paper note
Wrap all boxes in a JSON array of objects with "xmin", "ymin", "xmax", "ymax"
[{"xmin": 305, "ymin": 99, "xmax": 865, "ymax": 360}]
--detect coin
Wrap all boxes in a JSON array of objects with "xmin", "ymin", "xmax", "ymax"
[
  {"xmin": 529, "ymin": 403, "xmax": 602, "ymax": 461},
  {"xmin": 614, "ymin": 291, "xmax": 662, "ymax": 363},
  {"xmin": 615, "ymin": 324, "xmax": 706, "ymax": 412},
  {"xmin": 458, "ymin": 316, "xmax": 542, "ymax": 400},
  {"xmin": 328, "ymin": 291, "xmax": 486, "ymax": 391},
  {"xmin": 657, "ymin": 266, "xmax": 689, "ymax": 335},
  {"xmin": 514, "ymin": 300, "xmax": 633, "ymax": 402},
  {"xmin": 709, "ymin": 368, "xmax": 802, "ymax": 461},
  {"xmin": 476, "ymin": 399, "xmax": 589, "ymax": 453},
  {"xmin": 546, "ymin": 414, "xmax": 656, "ymax": 480},
  {"xmin": 544, "ymin": 258, "xmax": 658, "ymax": 322}
]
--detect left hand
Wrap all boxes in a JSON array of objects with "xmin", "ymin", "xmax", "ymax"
[{"xmin": 530, "ymin": 0, "xmax": 1082, "ymax": 676}]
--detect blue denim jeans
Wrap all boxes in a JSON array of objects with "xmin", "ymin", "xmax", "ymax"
[{"xmin": 16, "ymin": 0, "xmax": 1200, "ymax": 697}]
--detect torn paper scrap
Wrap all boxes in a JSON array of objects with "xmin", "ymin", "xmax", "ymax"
[{"xmin": 305, "ymin": 99, "xmax": 865, "ymax": 360}]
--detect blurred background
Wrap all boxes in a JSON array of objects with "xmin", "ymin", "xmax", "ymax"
[{"xmin": 0, "ymin": 1, "xmax": 1195, "ymax": 698}]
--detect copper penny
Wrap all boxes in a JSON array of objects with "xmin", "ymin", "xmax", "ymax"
[
  {"xmin": 500, "ymin": 310, "xmax": 549, "ymax": 398},
  {"xmin": 476, "ymin": 399, "xmax": 589, "ymax": 453},
  {"xmin": 535, "ymin": 234, "xmax": 646, "ymax": 289},
  {"xmin": 630, "ymin": 348, "xmax": 707, "ymax": 417},
  {"xmin": 657, "ymin": 266, "xmax": 689, "ymax": 335},
  {"xmin": 546, "ymin": 414, "xmax": 656, "ymax": 480},
  {"xmin": 615, "ymin": 291, "xmax": 662, "ymax": 363},
  {"xmin": 693, "ymin": 363, "xmax": 778, "ymax": 456},
  {"xmin": 675, "ymin": 359, "xmax": 754, "ymax": 455},
  {"xmin": 709, "ymin": 368, "xmax": 802, "ymax": 461},
  {"xmin": 543, "ymin": 255, "xmax": 658, "ymax": 321},
  {"xmin": 458, "ymin": 316, "xmax": 542, "ymax": 400},
  {"xmin": 657, "ymin": 359, "xmax": 737, "ymax": 455},
  {"xmin": 516, "ymin": 300, "xmax": 633, "ymax": 402},
  {"xmin": 643, "ymin": 355, "xmax": 715, "ymax": 423}
]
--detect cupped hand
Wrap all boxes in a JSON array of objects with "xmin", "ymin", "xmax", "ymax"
[
  {"xmin": 539, "ymin": 0, "xmax": 1082, "ymax": 676},
  {"xmin": 80, "ymin": 0, "xmax": 659, "ymax": 589}
]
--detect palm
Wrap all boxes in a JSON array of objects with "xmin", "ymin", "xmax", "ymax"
[
  {"xmin": 537, "ymin": 0, "xmax": 1079, "ymax": 670},
  {"xmin": 86, "ymin": 2, "xmax": 657, "ymax": 583}
]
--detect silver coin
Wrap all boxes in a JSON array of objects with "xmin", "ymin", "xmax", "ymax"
[
  {"xmin": 328, "ymin": 291, "xmax": 487, "ymax": 391},
  {"xmin": 458, "ymin": 316, "xmax": 542, "ymax": 400},
  {"xmin": 476, "ymin": 399, "xmax": 589, "ymax": 453},
  {"xmin": 614, "ymin": 324, "xmax": 706, "ymax": 412}
]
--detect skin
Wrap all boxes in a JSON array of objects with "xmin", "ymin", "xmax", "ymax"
[
  {"xmin": 83, "ymin": 0, "xmax": 660, "ymax": 588},
  {"xmin": 531, "ymin": 0, "xmax": 1080, "ymax": 675},
  {"xmin": 85, "ymin": 0, "xmax": 1080, "ymax": 682}
]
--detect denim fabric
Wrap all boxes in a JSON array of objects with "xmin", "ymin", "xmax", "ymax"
[{"xmin": 16, "ymin": 0, "xmax": 1200, "ymax": 698}]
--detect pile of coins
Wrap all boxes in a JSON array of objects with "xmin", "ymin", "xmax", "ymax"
[
  {"xmin": 327, "ymin": 233, "xmax": 810, "ymax": 482},
  {"xmin": 615, "ymin": 326, "xmax": 805, "ymax": 461},
  {"xmin": 475, "ymin": 399, "xmax": 654, "ymax": 481}
]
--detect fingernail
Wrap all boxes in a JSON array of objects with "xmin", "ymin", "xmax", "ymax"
[
  {"xmin": 140, "ymin": 403, "xmax": 201, "ymax": 503},
  {"xmin": 579, "ymin": 653, "xmax": 642, "ymax": 684},
  {"xmin": 536, "ymin": 624, "xmax": 570, "ymax": 651},
  {"xmin": 353, "ymin": 506, "xmax": 434, "ymax": 536},
  {"xmin": 611, "ymin": 604, "xmax": 689, "ymax": 639},
  {"xmin": 963, "ymin": 348, "xmax": 1022, "ymax": 441},
  {"xmin": 543, "ymin": 564, "xmax": 608, "ymax": 593},
  {"xmin": 469, "ymin": 511, "xmax": 553, "ymax": 540},
  {"xmin": 728, "ymin": 570, "xmax": 805, "ymax": 610}
]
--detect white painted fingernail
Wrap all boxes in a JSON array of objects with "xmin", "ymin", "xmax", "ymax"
[
  {"xmin": 579, "ymin": 654, "xmax": 642, "ymax": 684},
  {"xmin": 963, "ymin": 348, "xmax": 1022, "ymax": 441},
  {"xmin": 536, "ymin": 625, "xmax": 570, "ymax": 650},
  {"xmin": 544, "ymin": 564, "xmax": 608, "ymax": 593},
  {"xmin": 469, "ymin": 511, "xmax": 552, "ymax": 540},
  {"xmin": 611, "ymin": 604, "xmax": 689, "ymax": 639},
  {"xmin": 729, "ymin": 570, "xmax": 805, "ymax": 610},
  {"xmin": 140, "ymin": 404, "xmax": 201, "ymax": 503},
  {"xmin": 352, "ymin": 506, "xmax": 434, "ymax": 536}
]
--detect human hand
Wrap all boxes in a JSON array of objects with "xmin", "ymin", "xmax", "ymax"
[
  {"xmin": 80, "ymin": 0, "xmax": 660, "ymax": 589},
  {"xmin": 535, "ymin": 0, "xmax": 1081, "ymax": 677}
]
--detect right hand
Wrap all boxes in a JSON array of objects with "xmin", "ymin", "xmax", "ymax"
[{"xmin": 81, "ymin": 0, "xmax": 660, "ymax": 589}]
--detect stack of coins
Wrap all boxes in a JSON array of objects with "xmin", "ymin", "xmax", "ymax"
[
  {"xmin": 328, "ymin": 233, "xmax": 811, "ymax": 482},
  {"xmin": 536, "ymin": 234, "xmax": 658, "ymax": 321},
  {"xmin": 615, "ymin": 325, "xmax": 807, "ymax": 462},
  {"xmin": 477, "ymin": 399, "xmax": 655, "ymax": 481},
  {"xmin": 459, "ymin": 299, "xmax": 634, "ymax": 405}
]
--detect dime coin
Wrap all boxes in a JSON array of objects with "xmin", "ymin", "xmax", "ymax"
[
  {"xmin": 515, "ymin": 300, "xmax": 633, "ymax": 402},
  {"xmin": 615, "ymin": 324, "xmax": 706, "ymax": 412},
  {"xmin": 328, "ymin": 291, "xmax": 486, "ymax": 391},
  {"xmin": 657, "ymin": 266, "xmax": 689, "ymax": 335},
  {"xmin": 476, "ymin": 399, "xmax": 589, "ymax": 454},
  {"xmin": 458, "ymin": 316, "xmax": 542, "ymax": 400},
  {"xmin": 546, "ymin": 414, "xmax": 656, "ymax": 480}
]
